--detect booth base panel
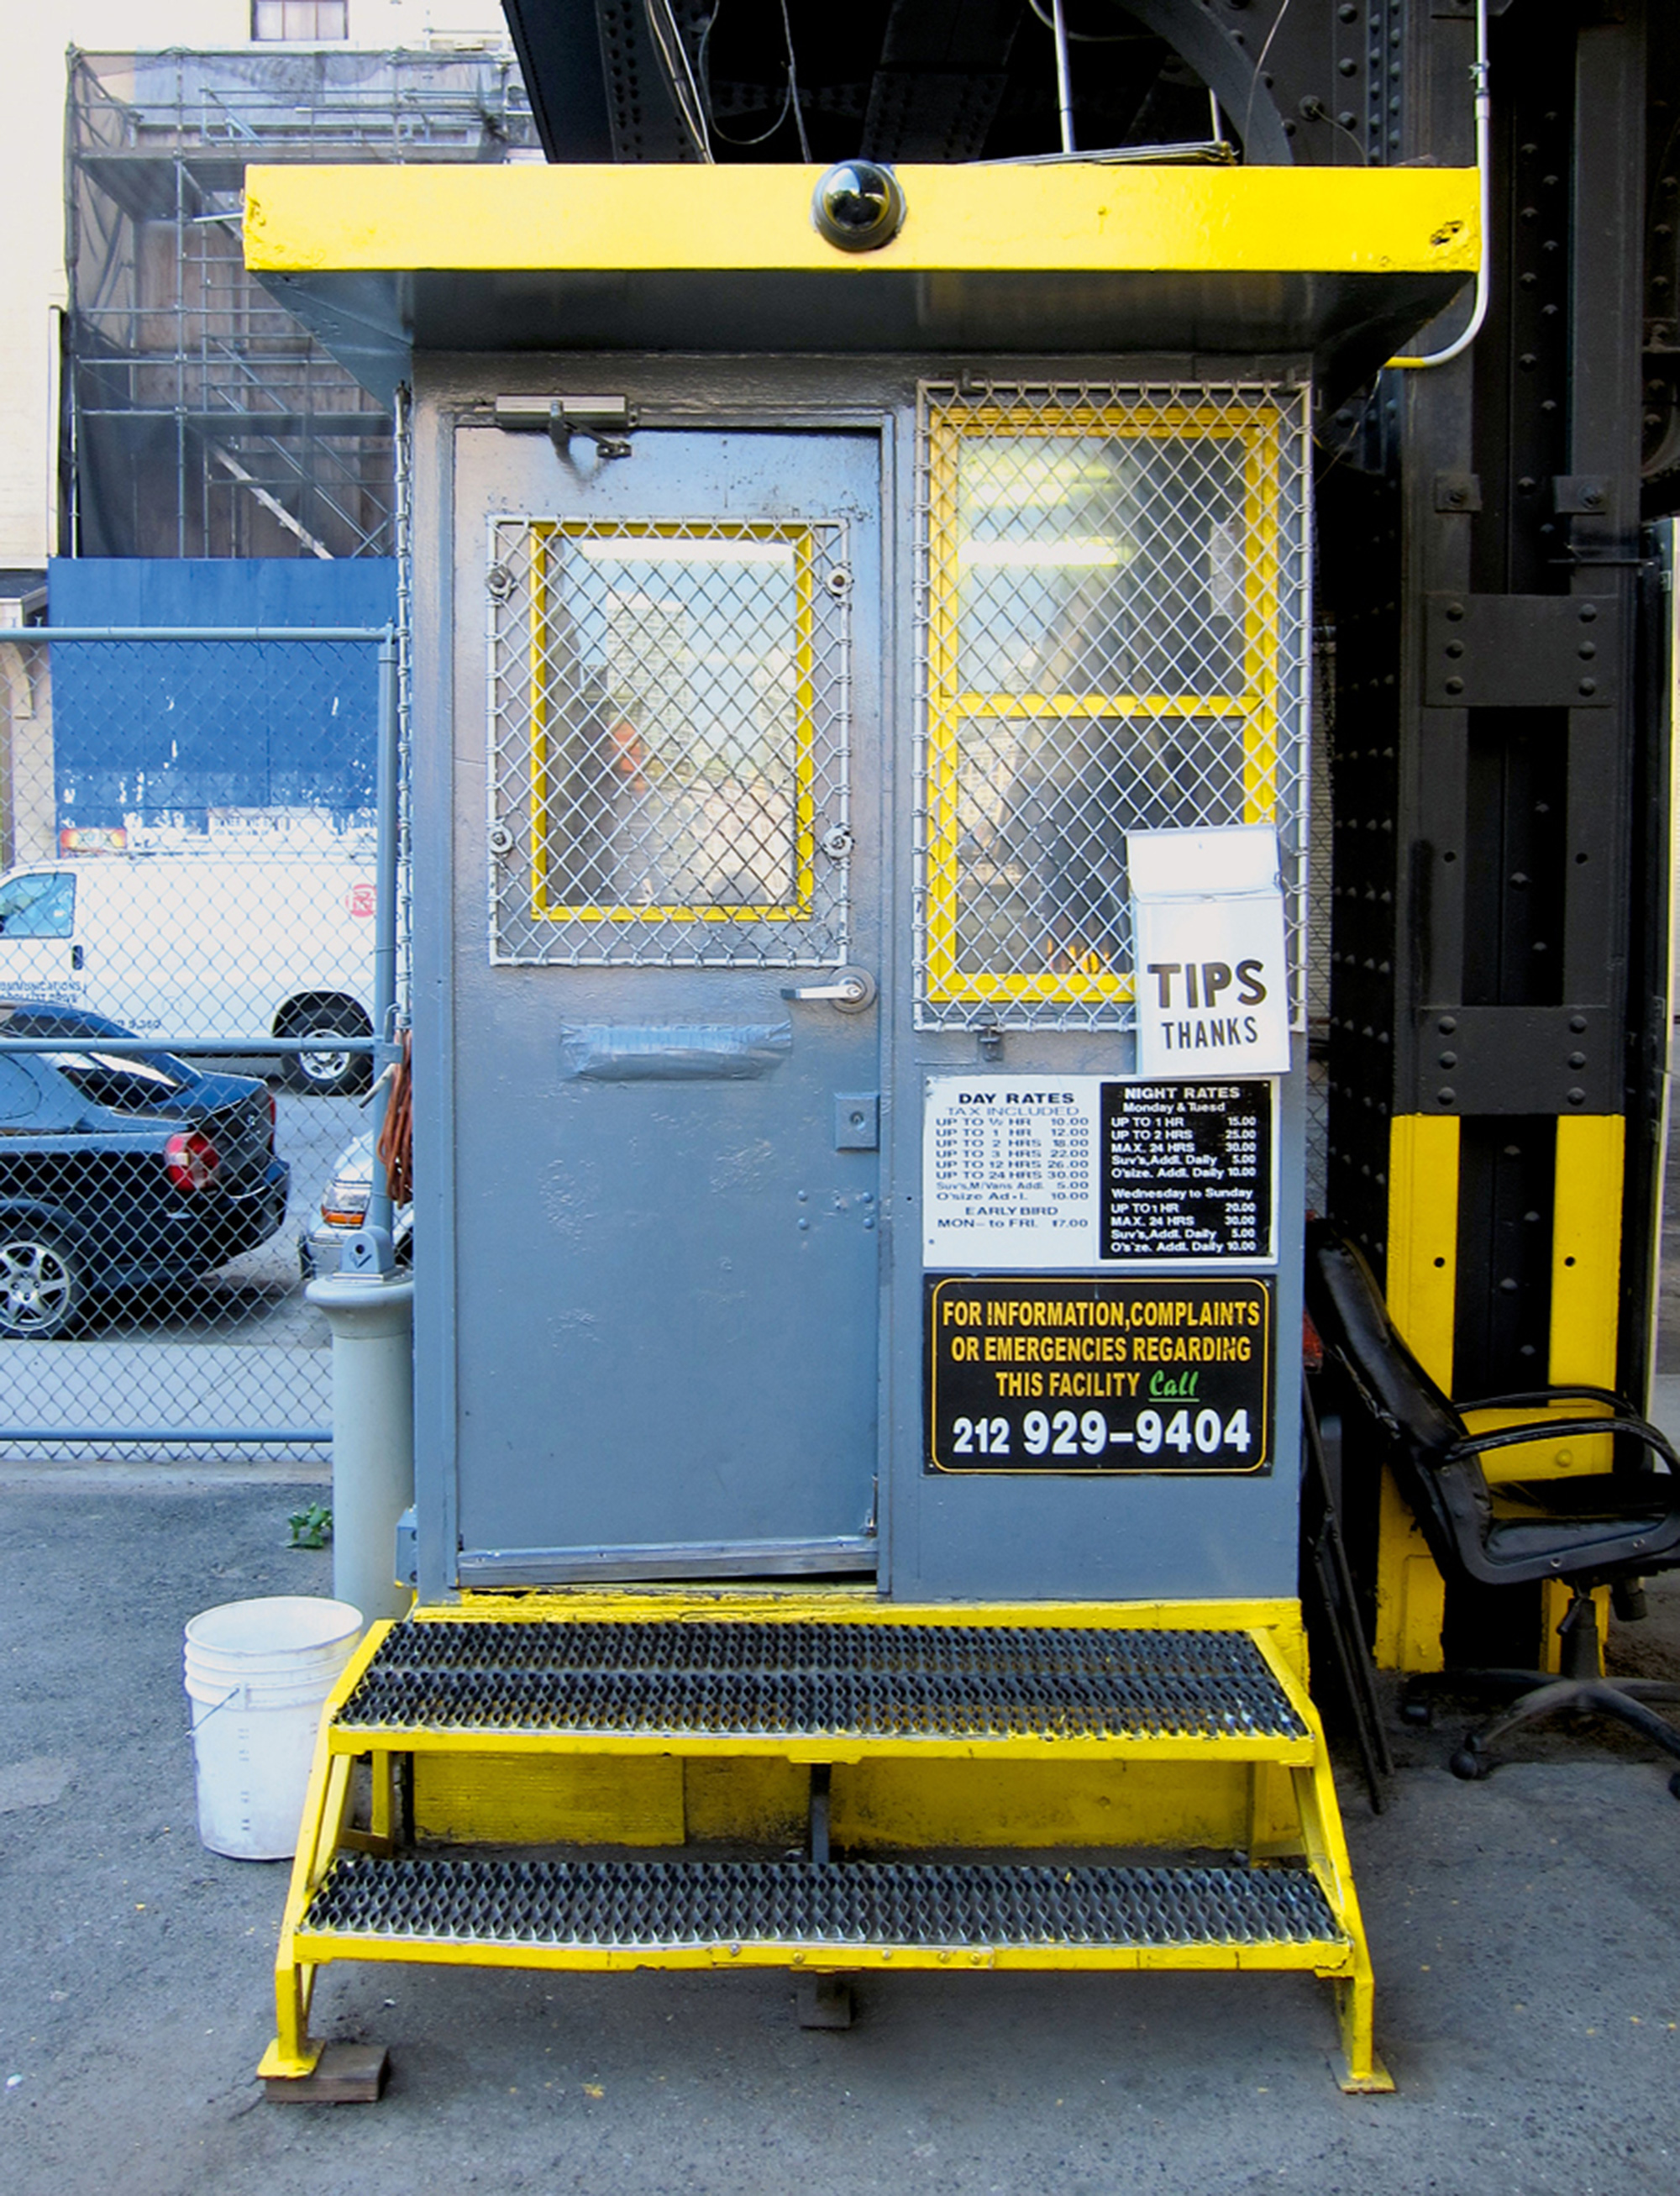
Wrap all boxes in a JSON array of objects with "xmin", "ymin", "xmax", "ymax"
[{"xmin": 260, "ymin": 1595, "xmax": 1391, "ymax": 2097}]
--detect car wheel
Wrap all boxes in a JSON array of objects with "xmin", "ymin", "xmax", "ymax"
[
  {"xmin": 281, "ymin": 1003, "xmax": 372, "ymax": 1097},
  {"xmin": 0, "ymin": 1232, "xmax": 86, "ymax": 1339}
]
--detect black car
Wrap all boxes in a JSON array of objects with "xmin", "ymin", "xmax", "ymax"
[{"xmin": 0, "ymin": 1003, "xmax": 291, "ymax": 1338}]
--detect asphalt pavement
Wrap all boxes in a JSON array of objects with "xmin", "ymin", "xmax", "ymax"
[
  {"xmin": 0, "ymin": 1090, "xmax": 356, "ymax": 1464},
  {"xmin": 4, "ymin": 1098, "xmax": 1680, "ymax": 2188},
  {"xmin": 2, "ymin": 1479, "xmax": 1678, "ymax": 2196}
]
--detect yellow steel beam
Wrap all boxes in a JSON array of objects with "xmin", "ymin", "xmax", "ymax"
[
  {"xmin": 330, "ymin": 1724, "xmax": 1319, "ymax": 1765},
  {"xmin": 417, "ymin": 1589, "xmax": 1304, "ymax": 1636},
  {"xmin": 244, "ymin": 162, "xmax": 1478, "ymax": 280},
  {"xmin": 1373, "ymin": 1114, "xmax": 1461, "ymax": 1672},
  {"xmin": 290, "ymin": 1931, "xmax": 1354, "ymax": 1979}
]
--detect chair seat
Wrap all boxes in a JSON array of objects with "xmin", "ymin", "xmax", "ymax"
[{"xmin": 1478, "ymin": 1477, "xmax": 1680, "ymax": 1572}]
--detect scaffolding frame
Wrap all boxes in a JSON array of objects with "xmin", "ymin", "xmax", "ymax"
[{"xmin": 65, "ymin": 46, "xmax": 538, "ymax": 560}]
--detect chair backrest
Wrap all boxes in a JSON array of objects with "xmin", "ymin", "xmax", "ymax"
[
  {"xmin": 1303, "ymin": 1218, "xmax": 1486, "ymax": 1576},
  {"xmin": 1304, "ymin": 1220, "xmax": 1463, "ymax": 1450}
]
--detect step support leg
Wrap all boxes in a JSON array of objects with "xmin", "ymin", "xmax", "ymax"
[
  {"xmin": 260, "ymin": 1627, "xmax": 390, "ymax": 2090},
  {"xmin": 797, "ymin": 1975, "xmax": 854, "ymax": 2030},
  {"xmin": 1289, "ymin": 1754, "xmax": 1394, "ymax": 2094},
  {"xmin": 808, "ymin": 1763, "xmax": 832, "ymax": 1865}
]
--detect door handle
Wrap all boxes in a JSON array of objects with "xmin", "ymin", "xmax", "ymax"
[
  {"xmin": 780, "ymin": 967, "xmax": 877, "ymax": 1013},
  {"xmin": 71, "ymin": 945, "xmax": 85, "ymax": 971}
]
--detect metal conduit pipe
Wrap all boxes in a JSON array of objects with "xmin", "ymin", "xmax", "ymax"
[
  {"xmin": 306, "ymin": 1269, "xmax": 415, "ymax": 1626},
  {"xmin": 1389, "ymin": 0, "xmax": 1491, "ymax": 370}
]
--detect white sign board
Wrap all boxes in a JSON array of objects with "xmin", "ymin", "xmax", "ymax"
[
  {"xmin": 923, "ymin": 1078, "xmax": 1099, "ymax": 1267},
  {"xmin": 1127, "ymin": 824, "xmax": 1292, "ymax": 1079},
  {"xmin": 922, "ymin": 1075, "xmax": 1278, "ymax": 1269}
]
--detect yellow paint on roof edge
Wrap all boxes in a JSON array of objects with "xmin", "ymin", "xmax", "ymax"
[{"xmin": 244, "ymin": 161, "xmax": 1479, "ymax": 279}]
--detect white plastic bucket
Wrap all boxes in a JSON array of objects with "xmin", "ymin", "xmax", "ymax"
[{"xmin": 184, "ymin": 1596, "xmax": 362, "ymax": 1859}]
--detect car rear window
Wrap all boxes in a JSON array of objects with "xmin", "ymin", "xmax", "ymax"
[
  {"xmin": 46, "ymin": 1049, "xmax": 194, "ymax": 1111},
  {"xmin": 0, "ymin": 1055, "xmax": 39, "ymax": 1121},
  {"xmin": 0, "ymin": 872, "xmax": 75, "ymax": 938}
]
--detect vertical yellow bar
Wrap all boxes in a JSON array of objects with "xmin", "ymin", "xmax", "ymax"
[
  {"xmin": 1373, "ymin": 1114, "xmax": 1461, "ymax": 1670},
  {"xmin": 1241, "ymin": 419, "xmax": 1281, "ymax": 826},
  {"xmin": 925, "ymin": 412, "xmax": 963, "ymax": 994},
  {"xmin": 1539, "ymin": 1113, "xmax": 1626, "ymax": 1668},
  {"xmin": 1549, "ymin": 1115, "xmax": 1624, "ymax": 1392},
  {"xmin": 1386, "ymin": 1114, "xmax": 1460, "ymax": 1384},
  {"xmin": 528, "ymin": 526, "xmax": 551, "ymax": 917},
  {"xmin": 792, "ymin": 528, "xmax": 817, "ymax": 915}
]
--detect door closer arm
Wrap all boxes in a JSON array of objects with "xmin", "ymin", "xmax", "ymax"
[{"xmin": 493, "ymin": 394, "xmax": 635, "ymax": 460}]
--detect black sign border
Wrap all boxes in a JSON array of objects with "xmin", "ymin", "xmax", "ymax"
[
  {"xmin": 1099, "ymin": 1077, "xmax": 1276, "ymax": 1266},
  {"xmin": 924, "ymin": 1271, "xmax": 1274, "ymax": 1479}
]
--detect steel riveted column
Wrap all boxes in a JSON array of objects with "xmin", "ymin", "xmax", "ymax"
[{"xmin": 1326, "ymin": 1, "xmax": 1659, "ymax": 1672}]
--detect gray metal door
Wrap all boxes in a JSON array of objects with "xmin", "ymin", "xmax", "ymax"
[{"xmin": 452, "ymin": 427, "xmax": 882, "ymax": 1580}]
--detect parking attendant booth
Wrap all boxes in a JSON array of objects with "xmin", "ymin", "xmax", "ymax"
[{"xmin": 244, "ymin": 155, "xmax": 1477, "ymax": 2096}]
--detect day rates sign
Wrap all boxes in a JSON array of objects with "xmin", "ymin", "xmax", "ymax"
[{"xmin": 925, "ymin": 1274, "xmax": 1273, "ymax": 1475}]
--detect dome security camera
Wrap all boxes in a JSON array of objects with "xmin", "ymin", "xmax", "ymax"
[{"xmin": 811, "ymin": 162, "xmax": 906, "ymax": 253}]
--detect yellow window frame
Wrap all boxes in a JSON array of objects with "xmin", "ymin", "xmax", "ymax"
[
  {"xmin": 528, "ymin": 519, "xmax": 820, "ymax": 925},
  {"xmin": 922, "ymin": 401, "xmax": 1285, "ymax": 1006}
]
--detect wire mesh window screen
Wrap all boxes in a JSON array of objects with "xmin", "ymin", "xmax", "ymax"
[
  {"xmin": 488, "ymin": 518, "xmax": 852, "ymax": 966},
  {"xmin": 914, "ymin": 382, "xmax": 1310, "ymax": 1030}
]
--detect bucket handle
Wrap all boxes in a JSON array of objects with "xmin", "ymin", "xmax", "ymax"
[{"xmin": 189, "ymin": 1681, "xmax": 247, "ymax": 1729}]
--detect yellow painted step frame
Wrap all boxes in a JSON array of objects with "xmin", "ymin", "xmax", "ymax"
[{"xmin": 260, "ymin": 1596, "xmax": 1390, "ymax": 2094}]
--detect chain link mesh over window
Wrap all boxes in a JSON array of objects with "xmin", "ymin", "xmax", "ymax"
[
  {"xmin": 487, "ymin": 517, "xmax": 853, "ymax": 967},
  {"xmin": 913, "ymin": 381, "xmax": 1310, "ymax": 1031}
]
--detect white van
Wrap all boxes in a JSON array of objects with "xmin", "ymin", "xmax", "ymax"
[{"xmin": 0, "ymin": 854, "xmax": 376, "ymax": 1094}]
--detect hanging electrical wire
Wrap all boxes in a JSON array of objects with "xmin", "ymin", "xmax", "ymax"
[
  {"xmin": 697, "ymin": 2, "xmax": 793, "ymax": 147},
  {"xmin": 1025, "ymin": 0, "xmax": 1147, "ymax": 41},
  {"xmin": 776, "ymin": 0, "xmax": 812, "ymax": 162},
  {"xmin": 696, "ymin": 0, "xmax": 810, "ymax": 160},
  {"xmin": 644, "ymin": 0, "xmax": 715, "ymax": 160}
]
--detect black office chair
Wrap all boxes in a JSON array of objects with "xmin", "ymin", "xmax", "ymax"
[{"xmin": 1304, "ymin": 1216, "xmax": 1680, "ymax": 1794}]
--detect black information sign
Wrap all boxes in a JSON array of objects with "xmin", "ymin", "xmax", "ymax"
[
  {"xmin": 925, "ymin": 1274, "xmax": 1273, "ymax": 1475},
  {"xmin": 1100, "ymin": 1080, "xmax": 1271, "ymax": 1262}
]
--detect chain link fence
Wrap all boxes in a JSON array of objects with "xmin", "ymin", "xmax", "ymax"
[{"xmin": 0, "ymin": 623, "xmax": 398, "ymax": 1461}]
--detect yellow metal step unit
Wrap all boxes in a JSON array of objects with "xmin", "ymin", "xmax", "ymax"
[{"xmin": 260, "ymin": 1594, "xmax": 1390, "ymax": 2094}]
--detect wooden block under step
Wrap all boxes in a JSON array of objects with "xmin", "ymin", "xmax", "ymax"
[{"xmin": 264, "ymin": 2042, "xmax": 389, "ymax": 2104}]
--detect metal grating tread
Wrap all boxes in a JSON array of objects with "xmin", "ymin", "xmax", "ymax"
[
  {"xmin": 336, "ymin": 1621, "xmax": 1306, "ymax": 1744},
  {"xmin": 302, "ymin": 1854, "xmax": 1342, "ymax": 1952}
]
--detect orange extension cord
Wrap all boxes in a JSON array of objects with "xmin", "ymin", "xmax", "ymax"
[{"xmin": 375, "ymin": 1030, "xmax": 413, "ymax": 1206}]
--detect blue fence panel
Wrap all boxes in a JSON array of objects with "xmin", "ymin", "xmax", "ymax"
[{"xmin": 47, "ymin": 560, "xmax": 396, "ymax": 837}]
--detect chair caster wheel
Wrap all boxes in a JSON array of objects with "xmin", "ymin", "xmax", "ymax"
[
  {"xmin": 1667, "ymin": 1770, "xmax": 1680, "ymax": 1804},
  {"xmin": 1400, "ymin": 1697, "xmax": 1433, "ymax": 1727},
  {"xmin": 1449, "ymin": 1747, "xmax": 1489, "ymax": 1782}
]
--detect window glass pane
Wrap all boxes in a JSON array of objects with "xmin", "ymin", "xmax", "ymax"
[
  {"xmin": 254, "ymin": 2, "xmax": 348, "ymax": 38},
  {"xmin": 45, "ymin": 1049, "xmax": 194, "ymax": 1111},
  {"xmin": 0, "ymin": 1057, "xmax": 39, "ymax": 1122},
  {"xmin": 535, "ymin": 536, "xmax": 806, "ymax": 914},
  {"xmin": 0, "ymin": 873, "xmax": 75, "ymax": 939},
  {"xmin": 949, "ymin": 713, "xmax": 1247, "ymax": 979},
  {"xmin": 955, "ymin": 433, "xmax": 1247, "ymax": 700}
]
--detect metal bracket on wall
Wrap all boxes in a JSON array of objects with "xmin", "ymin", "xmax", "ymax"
[
  {"xmin": 1433, "ymin": 472, "xmax": 1482, "ymax": 513},
  {"xmin": 1551, "ymin": 475, "xmax": 1612, "ymax": 516},
  {"xmin": 1414, "ymin": 1006, "xmax": 1613, "ymax": 1115},
  {"xmin": 1422, "ymin": 594, "xmax": 1621, "ymax": 709}
]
